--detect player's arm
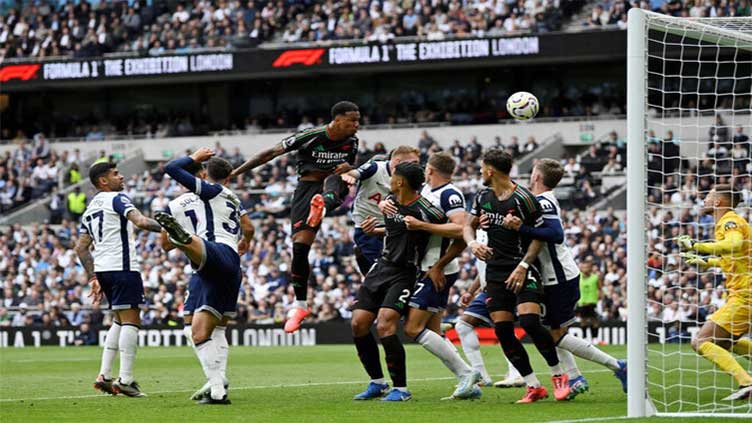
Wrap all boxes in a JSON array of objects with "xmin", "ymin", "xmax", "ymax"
[
  {"xmin": 230, "ymin": 142, "xmax": 286, "ymax": 177},
  {"xmin": 426, "ymin": 237, "xmax": 467, "ymax": 291},
  {"xmin": 237, "ymin": 214, "xmax": 255, "ymax": 255},
  {"xmin": 406, "ymin": 190, "xmax": 466, "ymax": 239},
  {"xmin": 165, "ymin": 149, "xmax": 224, "ymax": 200},
  {"xmin": 342, "ymin": 160, "xmax": 378, "ymax": 185},
  {"xmin": 361, "ymin": 216, "xmax": 385, "ymax": 236},
  {"xmin": 112, "ymin": 193, "xmax": 161, "ymax": 232},
  {"xmin": 504, "ymin": 215, "xmax": 564, "ymax": 244},
  {"xmin": 693, "ymin": 231, "xmax": 745, "ymax": 255},
  {"xmin": 74, "ymin": 231, "xmax": 103, "ymax": 304},
  {"xmin": 459, "ymin": 275, "xmax": 481, "ymax": 307}
]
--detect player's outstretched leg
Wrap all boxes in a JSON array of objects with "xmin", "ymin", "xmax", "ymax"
[
  {"xmin": 692, "ymin": 321, "xmax": 752, "ymax": 401},
  {"xmin": 493, "ymin": 320, "xmax": 548, "ymax": 403},
  {"xmin": 405, "ymin": 309, "xmax": 480, "ymax": 399},
  {"xmin": 351, "ymin": 310, "xmax": 389, "ymax": 400},
  {"xmin": 94, "ymin": 321, "xmax": 121, "ymax": 395},
  {"xmin": 556, "ymin": 333, "xmax": 624, "ymax": 391}
]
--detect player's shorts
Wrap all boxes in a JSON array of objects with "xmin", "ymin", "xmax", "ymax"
[
  {"xmin": 290, "ymin": 180, "xmax": 323, "ymax": 234},
  {"xmin": 96, "ymin": 271, "xmax": 145, "ymax": 310},
  {"xmin": 463, "ymin": 292, "xmax": 493, "ymax": 327},
  {"xmin": 409, "ymin": 272, "xmax": 459, "ymax": 313},
  {"xmin": 576, "ymin": 303, "xmax": 598, "ymax": 320},
  {"xmin": 193, "ymin": 241, "xmax": 242, "ymax": 319},
  {"xmin": 353, "ymin": 227, "xmax": 383, "ymax": 275},
  {"xmin": 542, "ymin": 276, "xmax": 580, "ymax": 329},
  {"xmin": 485, "ymin": 265, "xmax": 544, "ymax": 314},
  {"xmin": 709, "ymin": 295, "xmax": 752, "ymax": 337},
  {"xmin": 352, "ymin": 261, "xmax": 417, "ymax": 315},
  {"xmin": 182, "ymin": 273, "xmax": 202, "ymax": 316}
]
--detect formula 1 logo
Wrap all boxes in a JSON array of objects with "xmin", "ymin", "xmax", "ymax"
[
  {"xmin": 272, "ymin": 49, "xmax": 325, "ymax": 67},
  {"xmin": 0, "ymin": 64, "xmax": 40, "ymax": 82}
]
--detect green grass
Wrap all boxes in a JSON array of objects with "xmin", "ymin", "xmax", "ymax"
[{"xmin": 0, "ymin": 344, "xmax": 748, "ymax": 422}]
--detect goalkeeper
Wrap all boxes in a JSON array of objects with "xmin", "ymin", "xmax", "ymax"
[{"xmin": 679, "ymin": 185, "xmax": 752, "ymax": 401}]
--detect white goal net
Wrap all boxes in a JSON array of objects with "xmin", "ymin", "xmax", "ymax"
[{"xmin": 627, "ymin": 9, "xmax": 752, "ymax": 418}]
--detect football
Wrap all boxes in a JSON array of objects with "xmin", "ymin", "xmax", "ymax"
[{"xmin": 506, "ymin": 91, "xmax": 540, "ymax": 121}]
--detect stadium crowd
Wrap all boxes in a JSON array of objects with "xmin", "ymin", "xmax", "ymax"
[
  {"xmin": 584, "ymin": 0, "xmax": 751, "ymax": 28},
  {"xmin": 0, "ymin": 0, "xmax": 586, "ymax": 60},
  {"xmin": 2, "ymin": 125, "xmax": 749, "ymax": 345}
]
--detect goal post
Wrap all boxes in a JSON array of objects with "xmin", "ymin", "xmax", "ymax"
[{"xmin": 627, "ymin": 9, "xmax": 752, "ymax": 419}]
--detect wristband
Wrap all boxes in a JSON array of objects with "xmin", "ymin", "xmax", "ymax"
[{"xmin": 518, "ymin": 261, "xmax": 530, "ymax": 270}]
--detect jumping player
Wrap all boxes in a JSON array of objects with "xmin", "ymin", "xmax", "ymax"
[
  {"xmin": 350, "ymin": 162, "xmax": 446, "ymax": 402},
  {"xmin": 76, "ymin": 161, "xmax": 163, "ymax": 397},
  {"xmin": 157, "ymin": 148, "xmax": 254, "ymax": 405},
  {"xmin": 231, "ymin": 101, "xmax": 359, "ymax": 333},
  {"xmin": 342, "ymin": 145, "xmax": 420, "ymax": 275},
  {"xmin": 502, "ymin": 158, "xmax": 627, "ymax": 398},
  {"xmin": 680, "ymin": 185, "xmax": 752, "ymax": 401},
  {"xmin": 463, "ymin": 149, "xmax": 571, "ymax": 403}
]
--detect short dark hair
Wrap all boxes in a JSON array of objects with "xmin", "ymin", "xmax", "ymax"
[
  {"xmin": 715, "ymin": 184, "xmax": 742, "ymax": 208},
  {"xmin": 427, "ymin": 152, "xmax": 456, "ymax": 176},
  {"xmin": 206, "ymin": 157, "xmax": 233, "ymax": 181},
  {"xmin": 185, "ymin": 161, "xmax": 203, "ymax": 176},
  {"xmin": 331, "ymin": 101, "xmax": 359, "ymax": 119},
  {"xmin": 394, "ymin": 162, "xmax": 425, "ymax": 191},
  {"xmin": 89, "ymin": 162, "xmax": 116, "ymax": 187},
  {"xmin": 535, "ymin": 158, "xmax": 565, "ymax": 189},
  {"xmin": 482, "ymin": 149, "xmax": 513, "ymax": 175}
]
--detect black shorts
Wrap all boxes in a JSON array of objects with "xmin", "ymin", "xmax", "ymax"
[
  {"xmin": 576, "ymin": 303, "xmax": 598, "ymax": 319},
  {"xmin": 290, "ymin": 180, "xmax": 323, "ymax": 234},
  {"xmin": 484, "ymin": 266, "xmax": 544, "ymax": 314},
  {"xmin": 351, "ymin": 261, "xmax": 417, "ymax": 315}
]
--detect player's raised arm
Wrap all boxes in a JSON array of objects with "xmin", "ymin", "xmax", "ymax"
[
  {"xmin": 165, "ymin": 148, "xmax": 225, "ymax": 201},
  {"xmin": 230, "ymin": 142, "xmax": 286, "ymax": 177}
]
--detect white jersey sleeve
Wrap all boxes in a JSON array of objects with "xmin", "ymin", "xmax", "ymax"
[
  {"xmin": 419, "ymin": 183, "xmax": 466, "ymax": 274},
  {"xmin": 79, "ymin": 192, "xmax": 139, "ymax": 272},
  {"xmin": 352, "ymin": 160, "xmax": 390, "ymax": 228},
  {"xmin": 536, "ymin": 191, "xmax": 580, "ymax": 286}
]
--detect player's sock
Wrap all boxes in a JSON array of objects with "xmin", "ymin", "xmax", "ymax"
[
  {"xmin": 212, "ymin": 326, "xmax": 228, "ymax": 381},
  {"xmin": 322, "ymin": 174, "xmax": 347, "ymax": 211},
  {"xmin": 415, "ymin": 329, "xmax": 472, "ymax": 378},
  {"xmin": 118, "ymin": 324, "xmax": 139, "ymax": 385},
  {"xmin": 519, "ymin": 314, "xmax": 561, "ymax": 373},
  {"xmin": 495, "ymin": 321, "xmax": 537, "ymax": 386},
  {"xmin": 291, "ymin": 242, "xmax": 311, "ymax": 303},
  {"xmin": 183, "ymin": 324, "xmax": 193, "ymax": 347},
  {"xmin": 354, "ymin": 333, "xmax": 384, "ymax": 380},
  {"xmin": 99, "ymin": 322, "xmax": 121, "ymax": 379},
  {"xmin": 558, "ymin": 334, "xmax": 620, "ymax": 371},
  {"xmin": 732, "ymin": 338, "xmax": 752, "ymax": 359},
  {"xmin": 380, "ymin": 335, "xmax": 407, "ymax": 389},
  {"xmin": 505, "ymin": 356, "xmax": 522, "ymax": 379},
  {"xmin": 698, "ymin": 341, "xmax": 752, "ymax": 386},
  {"xmin": 455, "ymin": 320, "xmax": 491, "ymax": 380},
  {"xmin": 195, "ymin": 339, "xmax": 225, "ymax": 400},
  {"xmin": 556, "ymin": 347, "xmax": 582, "ymax": 379},
  {"xmin": 591, "ymin": 325, "xmax": 599, "ymax": 341}
]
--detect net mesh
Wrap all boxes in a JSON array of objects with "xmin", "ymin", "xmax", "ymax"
[{"xmin": 642, "ymin": 13, "xmax": 752, "ymax": 415}]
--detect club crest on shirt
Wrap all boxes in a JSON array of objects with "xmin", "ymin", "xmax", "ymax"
[{"xmin": 724, "ymin": 221, "xmax": 738, "ymax": 231}]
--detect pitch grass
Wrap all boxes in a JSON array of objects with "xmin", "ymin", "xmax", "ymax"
[{"xmin": 0, "ymin": 344, "xmax": 747, "ymax": 422}]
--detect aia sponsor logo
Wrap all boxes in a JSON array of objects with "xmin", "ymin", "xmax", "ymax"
[
  {"xmin": 0, "ymin": 64, "xmax": 40, "ymax": 82},
  {"xmin": 272, "ymin": 49, "xmax": 325, "ymax": 68}
]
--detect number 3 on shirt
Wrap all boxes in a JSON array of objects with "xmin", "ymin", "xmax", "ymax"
[
  {"xmin": 223, "ymin": 202, "xmax": 240, "ymax": 234},
  {"xmin": 368, "ymin": 193, "xmax": 382, "ymax": 204}
]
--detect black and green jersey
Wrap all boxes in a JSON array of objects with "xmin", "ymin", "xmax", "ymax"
[
  {"xmin": 281, "ymin": 125, "xmax": 358, "ymax": 176},
  {"xmin": 381, "ymin": 194, "xmax": 446, "ymax": 268},
  {"xmin": 470, "ymin": 184, "xmax": 544, "ymax": 271}
]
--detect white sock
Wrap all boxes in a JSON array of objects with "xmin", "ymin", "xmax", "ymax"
[
  {"xmin": 505, "ymin": 355, "xmax": 522, "ymax": 379},
  {"xmin": 294, "ymin": 300, "xmax": 307, "ymax": 309},
  {"xmin": 558, "ymin": 334, "xmax": 620, "ymax": 371},
  {"xmin": 371, "ymin": 378, "xmax": 386, "ymax": 385},
  {"xmin": 394, "ymin": 387, "xmax": 408, "ymax": 392},
  {"xmin": 556, "ymin": 347, "xmax": 582, "ymax": 379},
  {"xmin": 99, "ymin": 323, "xmax": 121, "ymax": 379},
  {"xmin": 549, "ymin": 363, "xmax": 564, "ymax": 376},
  {"xmin": 183, "ymin": 324, "xmax": 193, "ymax": 347},
  {"xmin": 455, "ymin": 320, "xmax": 491, "ymax": 381},
  {"xmin": 523, "ymin": 372, "xmax": 541, "ymax": 388},
  {"xmin": 212, "ymin": 326, "xmax": 228, "ymax": 382},
  {"xmin": 416, "ymin": 329, "xmax": 472, "ymax": 379},
  {"xmin": 196, "ymin": 339, "xmax": 225, "ymax": 400},
  {"xmin": 118, "ymin": 324, "xmax": 139, "ymax": 385}
]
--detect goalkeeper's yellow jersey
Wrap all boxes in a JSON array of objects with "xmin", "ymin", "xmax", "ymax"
[{"xmin": 714, "ymin": 211, "xmax": 752, "ymax": 298}]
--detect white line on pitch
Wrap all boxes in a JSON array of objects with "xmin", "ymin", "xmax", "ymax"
[
  {"xmin": 544, "ymin": 417, "xmax": 628, "ymax": 423},
  {"xmin": 0, "ymin": 370, "xmax": 613, "ymax": 403}
]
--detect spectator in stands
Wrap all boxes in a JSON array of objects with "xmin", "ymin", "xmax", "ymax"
[
  {"xmin": 66, "ymin": 186, "xmax": 86, "ymax": 221},
  {"xmin": 74, "ymin": 322, "xmax": 99, "ymax": 346},
  {"xmin": 523, "ymin": 136, "xmax": 539, "ymax": 154},
  {"xmin": 507, "ymin": 136, "xmax": 521, "ymax": 158}
]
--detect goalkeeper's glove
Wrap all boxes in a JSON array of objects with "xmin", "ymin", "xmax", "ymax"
[
  {"xmin": 676, "ymin": 235, "xmax": 695, "ymax": 251},
  {"xmin": 681, "ymin": 252, "xmax": 707, "ymax": 269}
]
